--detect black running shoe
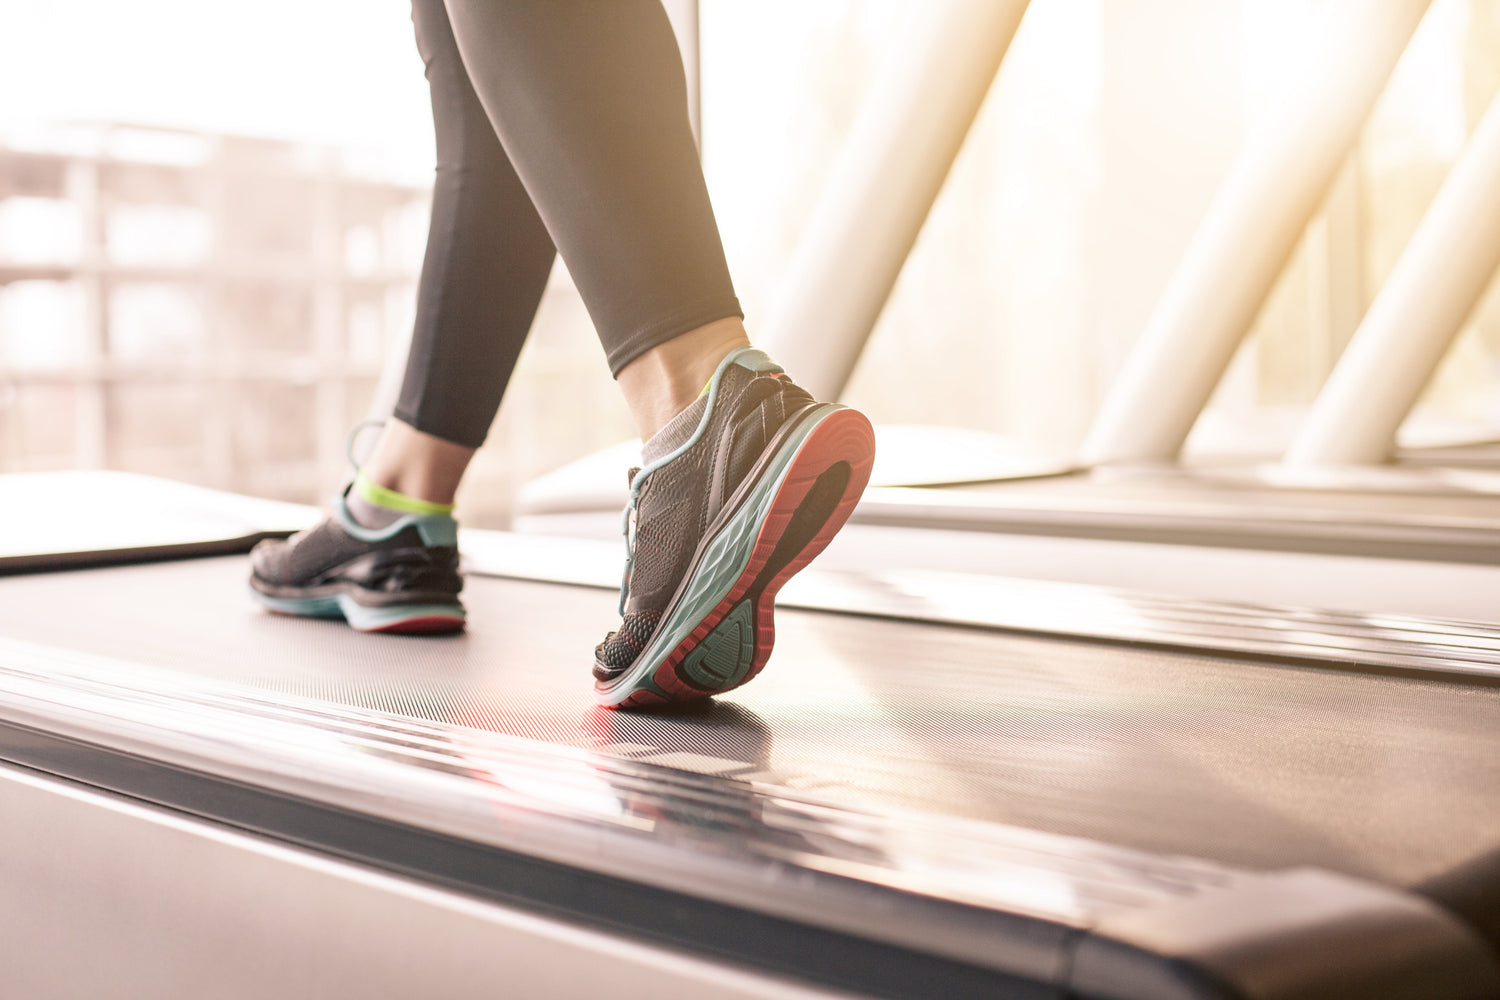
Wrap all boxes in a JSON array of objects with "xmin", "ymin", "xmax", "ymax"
[
  {"xmin": 249, "ymin": 491, "xmax": 465, "ymax": 634},
  {"xmin": 594, "ymin": 347, "xmax": 875, "ymax": 709}
]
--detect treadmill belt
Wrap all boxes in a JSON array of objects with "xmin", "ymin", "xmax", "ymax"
[{"xmin": 5, "ymin": 555, "xmax": 1499, "ymax": 889}]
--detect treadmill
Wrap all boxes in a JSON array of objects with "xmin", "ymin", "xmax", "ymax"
[{"xmin": 2, "ymin": 471, "xmax": 1499, "ymax": 999}]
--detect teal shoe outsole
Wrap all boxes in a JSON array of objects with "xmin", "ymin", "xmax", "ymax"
[{"xmin": 252, "ymin": 589, "xmax": 466, "ymax": 635}]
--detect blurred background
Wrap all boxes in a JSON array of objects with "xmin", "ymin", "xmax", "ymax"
[{"xmin": 3, "ymin": 0, "xmax": 1500, "ymax": 526}]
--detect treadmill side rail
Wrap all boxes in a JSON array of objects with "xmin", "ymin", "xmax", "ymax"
[
  {"xmin": 0, "ymin": 763, "xmax": 862, "ymax": 1000},
  {"xmin": 1069, "ymin": 868, "xmax": 1500, "ymax": 1000}
]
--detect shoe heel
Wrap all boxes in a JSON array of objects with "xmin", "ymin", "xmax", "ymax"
[{"xmin": 677, "ymin": 598, "xmax": 758, "ymax": 691}]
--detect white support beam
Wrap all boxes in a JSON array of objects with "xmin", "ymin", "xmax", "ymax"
[
  {"xmin": 1080, "ymin": 0, "xmax": 1431, "ymax": 466},
  {"xmin": 757, "ymin": 0, "xmax": 1030, "ymax": 402},
  {"xmin": 1284, "ymin": 89, "xmax": 1500, "ymax": 468}
]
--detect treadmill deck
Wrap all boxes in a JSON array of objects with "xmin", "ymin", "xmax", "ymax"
[{"xmin": 7, "ymin": 554, "xmax": 1499, "ymax": 889}]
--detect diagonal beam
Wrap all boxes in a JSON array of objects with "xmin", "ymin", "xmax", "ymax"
[
  {"xmin": 757, "ymin": 0, "xmax": 1031, "ymax": 402},
  {"xmin": 1283, "ymin": 84, "xmax": 1500, "ymax": 466},
  {"xmin": 1081, "ymin": 0, "xmax": 1431, "ymax": 466}
]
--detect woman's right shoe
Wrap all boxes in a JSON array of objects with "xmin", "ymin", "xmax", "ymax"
[
  {"xmin": 594, "ymin": 347, "xmax": 876, "ymax": 709},
  {"xmin": 249, "ymin": 491, "xmax": 466, "ymax": 634}
]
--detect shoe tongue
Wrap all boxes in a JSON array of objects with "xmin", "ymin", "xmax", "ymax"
[{"xmin": 642, "ymin": 393, "xmax": 709, "ymax": 465}]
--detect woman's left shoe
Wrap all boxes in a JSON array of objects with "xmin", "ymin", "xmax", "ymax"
[{"xmin": 249, "ymin": 491, "xmax": 466, "ymax": 634}]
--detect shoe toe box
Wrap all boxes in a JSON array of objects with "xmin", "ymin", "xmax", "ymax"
[{"xmin": 248, "ymin": 536, "xmax": 290, "ymax": 585}]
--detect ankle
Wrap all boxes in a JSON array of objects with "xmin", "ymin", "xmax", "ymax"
[
  {"xmin": 358, "ymin": 420, "xmax": 474, "ymax": 507},
  {"xmin": 618, "ymin": 317, "xmax": 751, "ymax": 438}
]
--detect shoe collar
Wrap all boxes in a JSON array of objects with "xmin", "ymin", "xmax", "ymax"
[
  {"xmin": 337, "ymin": 419, "xmax": 459, "ymax": 548},
  {"xmin": 333, "ymin": 490, "xmax": 458, "ymax": 548}
]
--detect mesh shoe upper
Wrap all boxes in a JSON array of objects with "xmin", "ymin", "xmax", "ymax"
[
  {"xmin": 595, "ymin": 352, "xmax": 816, "ymax": 677},
  {"xmin": 250, "ymin": 496, "xmax": 462, "ymax": 600}
]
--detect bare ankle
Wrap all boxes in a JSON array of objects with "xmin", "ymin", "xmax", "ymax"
[
  {"xmin": 617, "ymin": 317, "xmax": 751, "ymax": 438},
  {"xmin": 358, "ymin": 420, "xmax": 475, "ymax": 507}
]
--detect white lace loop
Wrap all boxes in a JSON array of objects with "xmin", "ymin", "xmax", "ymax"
[
  {"xmin": 345, "ymin": 418, "xmax": 387, "ymax": 472},
  {"xmin": 617, "ymin": 473, "xmax": 644, "ymax": 615}
]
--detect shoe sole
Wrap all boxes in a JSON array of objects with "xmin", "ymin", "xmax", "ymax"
[
  {"xmin": 252, "ymin": 589, "xmax": 466, "ymax": 635},
  {"xmin": 596, "ymin": 404, "xmax": 875, "ymax": 710}
]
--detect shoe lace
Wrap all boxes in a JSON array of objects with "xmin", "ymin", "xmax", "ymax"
[{"xmin": 617, "ymin": 466, "xmax": 641, "ymax": 616}]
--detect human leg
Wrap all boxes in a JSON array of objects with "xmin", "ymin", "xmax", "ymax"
[
  {"xmin": 441, "ymin": 0, "xmax": 876, "ymax": 705},
  {"xmin": 248, "ymin": 0, "xmax": 555, "ymax": 632},
  {"xmin": 386, "ymin": 0, "xmax": 556, "ymax": 461},
  {"xmin": 439, "ymin": 0, "xmax": 744, "ymax": 384},
  {"xmin": 616, "ymin": 317, "xmax": 750, "ymax": 439},
  {"xmin": 353, "ymin": 420, "xmax": 474, "ymax": 511}
]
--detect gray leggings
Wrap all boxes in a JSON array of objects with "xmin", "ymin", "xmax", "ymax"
[{"xmin": 397, "ymin": 0, "xmax": 743, "ymax": 448}]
